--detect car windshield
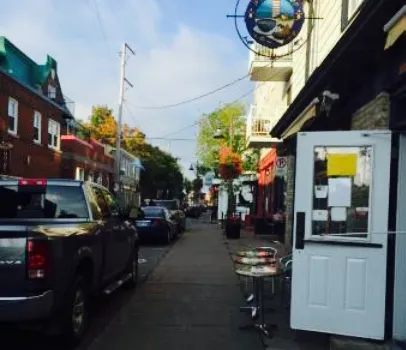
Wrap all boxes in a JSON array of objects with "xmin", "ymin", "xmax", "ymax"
[
  {"xmin": 0, "ymin": 185, "xmax": 89, "ymax": 219},
  {"xmin": 154, "ymin": 201, "xmax": 178, "ymax": 210},
  {"xmin": 142, "ymin": 207, "xmax": 165, "ymax": 218}
]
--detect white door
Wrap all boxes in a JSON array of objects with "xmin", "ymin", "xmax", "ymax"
[{"xmin": 291, "ymin": 130, "xmax": 391, "ymax": 340}]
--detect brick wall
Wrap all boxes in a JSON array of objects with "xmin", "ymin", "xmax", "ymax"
[
  {"xmin": 284, "ymin": 155, "xmax": 296, "ymax": 246},
  {"xmin": 61, "ymin": 135, "xmax": 114, "ymax": 190},
  {"xmin": 0, "ymin": 72, "xmax": 67, "ymax": 178},
  {"xmin": 351, "ymin": 92, "xmax": 390, "ymax": 130}
]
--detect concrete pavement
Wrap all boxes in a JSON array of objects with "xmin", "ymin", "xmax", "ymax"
[{"xmin": 88, "ymin": 218, "xmax": 263, "ymax": 350}]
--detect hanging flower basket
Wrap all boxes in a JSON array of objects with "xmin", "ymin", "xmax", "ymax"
[{"xmin": 218, "ymin": 146, "xmax": 243, "ymax": 180}]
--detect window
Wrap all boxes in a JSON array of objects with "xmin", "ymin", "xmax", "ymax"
[
  {"xmin": 8, "ymin": 98, "xmax": 18, "ymax": 134},
  {"xmin": 102, "ymin": 189, "xmax": 120, "ymax": 215},
  {"xmin": 48, "ymin": 119, "xmax": 60, "ymax": 149},
  {"xmin": 341, "ymin": 0, "xmax": 364, "ymax": 30},
  {"xmin": 97, "ymin": 174, "xmax": 103, "ymax": 185},
  {"xmin": 75, "ymin": 167, "xmax": 85, "ymax": 180},
  {"xmin": 286, "ymin": 86, "xmax": 292, "ymax": 106},
  {"xmin": 348, "ymin": 0, "xmax": 363, "ymax": 19},
  {"xmin": 141, "ymin": 207, "xmax": 165, "ymax": 218},
  {"xmin": 48, "ymin": 84, "xmax": 56, "ymax": 99},
  {"xmin": 88, "ymin": 172, "xmax": 94, "ymax": 182},
  {"xmin": 311, "ymin": 146, "xmax": 372, "ymax": 238},
  {"xmin": 33, "ymin": 111, "xmax": 41, "ymax": 143},
  {"xmin": 0, "ymin": 185, "xmax": 89, "ymax": 219},
  {"xmin": 91, "ymin": 187, "xmax": 111, "ymax": 218}
]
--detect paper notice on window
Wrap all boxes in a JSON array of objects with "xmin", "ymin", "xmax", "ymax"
[
  {"xmin": 327, "ymin": 153, "xmax": 358, "ymax": 176},
  {"xmin": 314, "ymin": 185, "xmax": 328, "ymax": 199},
  {"xmin": 331, "ymin": 207, "xmax": 347, "ymax": 222},
  {"xmin": 328, "ymin": 177, "xmax": 352, "ymax": 207},
  {"xmin": 312, "ymin": 210, "xmax": 328, "ymax": 222}
]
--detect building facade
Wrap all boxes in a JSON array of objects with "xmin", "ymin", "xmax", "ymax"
[
  {"xmin": 108, "ymin": 146, "xmax": 142, "ymax": 209},
  {"xmin": 252, "ymin": 0, "xmax": 406, "ymax": 345},
  {"xmin": 0, "ymin": 37, "xmax": 117, "ymax": 190},
  {"xmin": 61, "ymin": 134, "xmax": 114, "ymax": 190},
  {"xmin": 0, "ymin": 36, "xmax": 73, "ymax": 178}
]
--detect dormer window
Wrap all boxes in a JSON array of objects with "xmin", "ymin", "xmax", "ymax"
[{"xmin": 48, "ymin": 84, "xmax": 56, "ymax": 99}]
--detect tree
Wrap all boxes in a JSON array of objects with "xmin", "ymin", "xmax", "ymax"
[
  {"xmin": 83, "ymin": 105, "xmax": 145, "ymax": 147},
  {"xmin": 192, "ymin": 177, "xmax": 203, "ymax": 200},
  {"xmin": 242, "ymin": 149, "xmax": 260, "ymax": 172},
  {"xmin": 183, "ymin": 178, "xmax": 192, "ymax": 195},
  {"xmin": 83, "ymin": 105, "xmax": 184, "ymax": 200},
  {"xmin": 196, "ymin": 102, "xmax": 246, "ymax": 170}
]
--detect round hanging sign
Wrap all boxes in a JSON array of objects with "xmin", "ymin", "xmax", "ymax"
[{"xmin": 245, "ymin": 0, "xmax": 305, "ymax": 50}]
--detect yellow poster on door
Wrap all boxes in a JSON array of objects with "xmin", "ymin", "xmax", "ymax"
[{"xmin": 327, "ymin": 153, "xmax": 358, "ymax": 177}]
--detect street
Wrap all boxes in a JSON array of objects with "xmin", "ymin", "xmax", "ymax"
[{"xmin": 0, "ymin": 225, "xmax": 179, "ymax": 350}]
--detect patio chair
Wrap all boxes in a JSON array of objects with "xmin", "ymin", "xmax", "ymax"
[{"xmin": 279, "ymin": 255, "xmax": 292, "ymax": 307}]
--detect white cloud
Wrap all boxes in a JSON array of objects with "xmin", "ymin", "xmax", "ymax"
[{"xmin": 1, "ymin": 0, "xmax": 252, "ymax": 178}]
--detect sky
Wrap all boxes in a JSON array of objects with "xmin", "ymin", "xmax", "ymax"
[{"xmin": 1, "ymin": 0, "xmax": 253, "ymax": 179}]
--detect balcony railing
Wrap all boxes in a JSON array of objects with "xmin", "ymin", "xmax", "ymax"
[
  {"xmin": 251, "ymin": 119, "xmax": 271, "ymax": 136},
  {"xmin": 62, "ymin": 95, "xmax": 75, "ymax": 116}
]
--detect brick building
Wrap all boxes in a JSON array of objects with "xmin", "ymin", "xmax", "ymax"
[
  {"xmin": 0, "ymin": 36, "xmax": 73, "ymax": 178},
  {"xmin": 0, "ymin": 36, "xmax": 115, "ymax": 186},
  {"xmin": 61, "ymin": 133, "xmax": 114, "ymax": 191}
]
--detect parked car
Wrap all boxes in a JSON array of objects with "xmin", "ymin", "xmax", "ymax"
[
  {"xmin": 154, "ymin": 199, "xmax": 186, "ymax": 233},
  {"xmin": 0, "ymin": 178, "xmax": 139, "ymax": 343},
  {"xmin": 185, "ymin": 205, "xmax": 201, "ymax": 218},
  {"xmin": 134, "ymin": 206, "xmax": 177, "ymax": 244}
]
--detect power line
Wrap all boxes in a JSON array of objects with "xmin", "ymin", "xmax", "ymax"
[
  {"xmin": 125, "ymin": 60, "xmax": 277, "ymax": 111},
  {"xmin": 158, "ymin": 82, "xmax": 265, "ymax": 138},
  {"xmin": 125, "ymin": 73, "xmax": 250, "ymax": 110},
  {"xmin": 82, "ymin": 0, "xmax": 113, "ymax": 55},
  {"xmin": 146, "ymin": 137, "xmax": 195, "ymax": 141}
]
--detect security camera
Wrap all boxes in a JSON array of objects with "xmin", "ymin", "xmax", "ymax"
[{"xmin": 322, "ymin": 90, "xmax": 340, "ymax": 101}]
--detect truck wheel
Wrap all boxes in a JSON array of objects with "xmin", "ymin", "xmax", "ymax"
[
  {"xmin": 124, "ymin": 248, "xmax": 139, "ymax": 288},
  {"xmin": 62, "ymin": 276, "xmax": 89, "ymax": 344}
]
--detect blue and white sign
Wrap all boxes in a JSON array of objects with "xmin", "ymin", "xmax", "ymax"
[
  {"xmin": 204, "ymin": 172, "xmax": 215, "ymax": 186},
  {"xmin": 245, "ymin": 0, "xmax": 305, "ymax": 49}
]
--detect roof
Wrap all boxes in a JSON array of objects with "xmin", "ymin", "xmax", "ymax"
[
  {"xmin": 0, "ymin": 37, "xmax": 72, "ymax": 117},
  {"xmin": 0, "ymin": 36, "xmax": 56, "ymax": 90}
]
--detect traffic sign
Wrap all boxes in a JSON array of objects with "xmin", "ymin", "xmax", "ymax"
[{"xmin": 275, "ymin": 157, "xmax": 287, "ymax": 177}]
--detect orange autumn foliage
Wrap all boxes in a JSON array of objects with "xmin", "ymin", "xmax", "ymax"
[{"xmin": 218, "ymin": 146, "xmax": 243, "ymax": 180}]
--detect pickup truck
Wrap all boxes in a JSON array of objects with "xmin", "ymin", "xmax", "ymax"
[{"xmin": 0, "ymin": 178, "xmax": 139, "ymax": 343}]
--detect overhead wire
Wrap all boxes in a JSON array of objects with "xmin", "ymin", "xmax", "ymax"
[
  {"xmin": 82, "ymin": 0, "xmax": 114, "ymax": 56},
  {"xmin": 157, "ymin": 80, "xmax": 269, "ymax": 139},
  {"xmin": 125, "ymin": 74, "xmax": 250, "ymax": 110}
]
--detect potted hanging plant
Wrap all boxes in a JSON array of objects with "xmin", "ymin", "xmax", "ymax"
[{"xmin": 218, "ymin": 146, "xmax": 243, "ymax": 239}]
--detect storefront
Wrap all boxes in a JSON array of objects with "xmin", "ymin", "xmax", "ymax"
[
  {"xmin": 257, "ymin": 148, "xmax": 277, "ymax": 218},
  {"xmin": 269, "ymin": 1, "xmax": 406, "ymax": 343}
]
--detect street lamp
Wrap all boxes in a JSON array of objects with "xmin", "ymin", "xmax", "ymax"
[
  {"xmin": 189, "ymin": 161, "xmax": 199, "ymax": 176},
  {"xmin": 213, "ymin": 128, "xmax": 224, "ymax": 139}
]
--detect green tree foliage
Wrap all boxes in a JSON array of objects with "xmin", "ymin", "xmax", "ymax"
[
  {"xmin": 242, "ymin": 149, "xmax": 260, "ymax": 172},
  {"xmin": 84, "ymin": 105, "xmax": 183, "ymax": 200},
  {"xmin": 192, "ymin": 177, "xmax": 203, "ymax": 199},
  {"xmin": 196, "ymin": 102, "xmax": 248, "ymax": 170}
]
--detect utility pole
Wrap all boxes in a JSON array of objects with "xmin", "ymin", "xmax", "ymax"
[{"xmin": 115, "ymin": 43, "xmax": 135, "ymax": 196}]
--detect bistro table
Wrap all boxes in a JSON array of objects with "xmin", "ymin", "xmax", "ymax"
[
  {"xmin": 234, "ymin": 255, "xmax": 283, "ymax": 338},
  {"xmin": 235, "ymin": 249, "xmax": 277, "ymax": 302}
]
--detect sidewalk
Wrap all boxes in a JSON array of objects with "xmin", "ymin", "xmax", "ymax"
[{"xmin": 87, "ymin": 219, "xmax": 263, "ymax": 350}]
